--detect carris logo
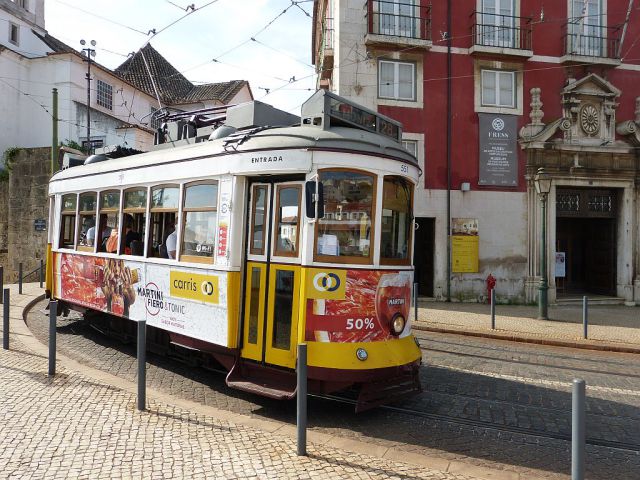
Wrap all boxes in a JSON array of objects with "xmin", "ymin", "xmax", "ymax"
[{"xmin": 313, "ymin": 272, "xmax": 341, "ymax": 292}]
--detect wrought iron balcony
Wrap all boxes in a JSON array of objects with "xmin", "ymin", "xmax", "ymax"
[
  {"xmin": 471, "ymin": 11, "xmax": 532, "ymax": 53},
  {"xmin": 561, "ymin": 21, "xmax": 621, "ymax": 63},
  {"xmin": 365, "ymin": 0, "xmax": 431, "ymax": 48}
]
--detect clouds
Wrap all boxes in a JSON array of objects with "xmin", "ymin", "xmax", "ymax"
[{"xmin": 46, "ymin": 0, "xmax": 317, "ymax": 113}]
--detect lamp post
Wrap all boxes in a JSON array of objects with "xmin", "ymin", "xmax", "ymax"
[
  {"xmin": 80, "ymin": 39, "xmax": 96, "ymax": 154},
  {"xmin": 534, "ymin": 167, "xmax": 552, "ymax": 320}
]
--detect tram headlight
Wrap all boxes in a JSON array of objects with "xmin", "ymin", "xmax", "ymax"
[
  {"xmin": 356, "ymin": 348, "xmax": 368, "ymax": 361},
  {"xmin": 391, "ymin": 314, "xmax": 406, "ymax": 335}
]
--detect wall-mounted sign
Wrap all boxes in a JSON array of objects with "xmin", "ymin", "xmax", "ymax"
[
  {"xmin": 478, "ymin": 113, "xmax": 518, "ymax": 186},
  {"xmin": 34, "ymin": 219, "xmax": 47, "ymax": 231},
  {"xmin": 555, "ymin": 252, "xmax": 566, "ymax": 278},
  {"xmin": 452, "ymin": 218, "xmax": 479, "ymax": 273}
]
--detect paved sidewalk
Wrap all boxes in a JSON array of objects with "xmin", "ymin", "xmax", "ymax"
[
  {"xmin": 0, "ymin": 283, "xmax": 517, "ymax": 480},
  {"xmin": 414, "ymin": 300, "xmax": 640, "ymax": 353}
]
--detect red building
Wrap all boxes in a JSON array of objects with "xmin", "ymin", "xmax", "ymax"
[{"xmin": 313, "ymin": 0, "xmax": 640, "ymax": 305}]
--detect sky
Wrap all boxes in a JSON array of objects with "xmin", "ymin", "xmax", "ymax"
[{"xmin": 45, "ymin": 0, "xmax": 318, "ymax": 114}]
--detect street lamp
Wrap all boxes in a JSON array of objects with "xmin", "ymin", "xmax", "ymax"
[
  {"xmin": 80, "ymin": 39, "xmax": 96, "ymax": 154},
  {"xmin": 534, "ymin": 167, "xmax": 552, "ymax": 320}
]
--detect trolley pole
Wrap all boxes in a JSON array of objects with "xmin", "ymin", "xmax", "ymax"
[
  {"xmin": 582, "ymin": 296, "xmax": 588, "ymax": 340},
  {"xmin": 137, "ymin": 320, "xmax": 146, "ymax": 411},
  {"xmin": 297, "ymin": 343, "xmax": 307, "ymax": 456},
  {"xmin": 572, "ymin": 379, "xmax": 586, "ymax": 480},
  {"xmin": 3, "ymin": 289, "xmax": 9, "ymax": 350},
  {"xmin": 48, "ymin": 300, "xmax": 57, "ymax": 376}
]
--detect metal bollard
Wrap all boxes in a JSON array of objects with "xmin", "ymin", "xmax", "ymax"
[
  {"xmin": 48, "ymin": 300, "xmax": 57, "ymax": 376},
  {"xmin": 572, "ymin": 379, "xmax": 586, "ymax": 480},
  {"xmin": 582, "ymin": 296, "xmax": 588, "ymax": 340},
  {"xmin": 40, "ymin": 259, "xmax": 44, "ymax": 288},
  {"xmin": 297, "ymin": 343, "xmax": 307, "ymax": 456},
  {"xmin": 3, "ymin": 289, "xmax": 9, "ymax": 350},
  {"xmin": 18, "ymin": 263, "xmax": 22, "ymax": 294},
  {"xmin": 413, "ymin": 282, "xmax": 418, "ymax": 323},
  {"xmin": 0, "ymin": 266, "xmax": 3, "ymax": 304},
  {"xmin": 490, "ymin": 289, "xmax": 496, "ymax": 330},
  {"xmin": 137, "ymin": 320, "xmax": 146, "ymax": 411}
]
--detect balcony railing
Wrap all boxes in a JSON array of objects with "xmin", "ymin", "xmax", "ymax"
[
  {"xmin": 471, "ymin": 11, "xmax": 532, "ymax": 51},
  {"xmin": 562, "ymin": 21, "xmax": 620, "ymax": 60},
  {"xmin": 367, "ymin": 0, "xmax": 431, "ymax": 42},
  {"xmin": 323, "ymin": 17, "xmax": 334, "ymax": 51}
]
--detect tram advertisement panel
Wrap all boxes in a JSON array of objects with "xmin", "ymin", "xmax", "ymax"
[
  {"xmin": 54, "ymin": 253, "xmax": 229, "ymax": 346},
  {"xmin": 305, "ymin": 268, "xmax": 412, "ymax": 343}
]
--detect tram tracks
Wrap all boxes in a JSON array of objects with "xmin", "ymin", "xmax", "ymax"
[{"xmin": 312, "ymin": 393, "xmax": 640, "ymax": 453}]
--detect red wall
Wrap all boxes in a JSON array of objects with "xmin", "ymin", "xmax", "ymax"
[{"xmin": 378, "ymin": 0, "xmax": 640, "ymax": 193}]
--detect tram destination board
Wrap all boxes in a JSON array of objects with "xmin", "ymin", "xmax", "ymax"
[{"xmin": 328, "ymin": 99, "xmax": 400, "ymax": 142}]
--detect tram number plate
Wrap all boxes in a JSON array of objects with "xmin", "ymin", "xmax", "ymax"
[
  {"xmin": 400, "ymin": 164, "xmax": 408, "ymax": 173},
  {"xmin": 346, "ymin": 317, "xmax": 375, "ymax": 330}
]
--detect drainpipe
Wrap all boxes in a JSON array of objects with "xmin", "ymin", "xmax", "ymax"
[{"xmin": 446, "ymin": 0, "xmax": 452, "ymax": 302}]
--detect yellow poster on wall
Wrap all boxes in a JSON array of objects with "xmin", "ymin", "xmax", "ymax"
[{"xmin": 452, "ymin": 218, "xmax": 479, "ymax": 273}]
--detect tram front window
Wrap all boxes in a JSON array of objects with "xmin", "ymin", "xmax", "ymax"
[
  {"xmin": 316, "ymin": 170, "xmax": 375, "ymax": 262},
  {"xmin": 381, "ymin": 176, "xmax": 413, "ymax": 264}
]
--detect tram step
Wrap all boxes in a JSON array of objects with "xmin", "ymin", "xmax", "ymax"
[
  {"xmin": 226, "ymin": 360, "xmax": 297, "ymax": 400},
  {"xmin": 356, "ymin": 370, "xmax": 422, "ymax": 413}
]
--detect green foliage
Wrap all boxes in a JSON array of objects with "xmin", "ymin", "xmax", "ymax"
[
  {"xmin": 0, "ymin": 147, "xmax": 21, "ymax": 182},
  {"xmin": 60, "ymin": 139, "xmax": 86, "ymax": 153}
]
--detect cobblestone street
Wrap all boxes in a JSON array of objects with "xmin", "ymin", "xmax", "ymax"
[
  {"xmin": 2, "ymin": 295, "xmax": 490, "ymax": 479},
  {"xmin": 20, "ymin": 294, "xmax": 640, "ymax": 480}
]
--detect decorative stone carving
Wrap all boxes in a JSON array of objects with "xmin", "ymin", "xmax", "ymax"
[
  {"xmin": 580, "ymin": 103, "xmax": 600, "ymax": 136},
  {"xmin": 519, "ymin": 88, "xmax": 545, "ymax": 139}
]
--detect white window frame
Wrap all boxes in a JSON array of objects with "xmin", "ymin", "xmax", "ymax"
[
  {"xmin": 568, "ymin": 0, "xmax": 604, "ymax": 57},
  {"xmin": 480, "ymin": 0, "xmax": 515, "ymax": 48},
  {"xmin": 378, "ymin": 0, "xmax": 417, "ymax": 38},
  {"xmin": 481, "ymin": 69, "xmax": 515, "ymax": 108},
  {"xmin": 8, "ymin": 22, "xmax": 19, "ymax": 46},
  {"xmin": 378, "ymin": 59, "xmax": 416, "ymax": 102},
  {"xmin": 402, "ymin": 139, "xmax": 418, "ymax": 157},
  {"xmin": 96, "ymin": 79, "xmax": 113, "ymax": 111}
]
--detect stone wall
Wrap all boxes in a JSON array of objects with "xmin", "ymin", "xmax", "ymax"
[{"xmin": 0, "ymin": 147, "xmax": 50, "ymax": 282}]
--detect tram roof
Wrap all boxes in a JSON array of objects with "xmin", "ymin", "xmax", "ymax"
[{"xmin": 51, "ymin": 123, "xmax": 418, "ymax": 183}]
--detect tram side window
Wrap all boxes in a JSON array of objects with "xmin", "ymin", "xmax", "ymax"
[
  {"xmin": 381, "ymin": 176, "xmax": 413, "ymax": 264},
  {"xmin": 181, "ymin": 182, "xmax": 218, "ymax": 263},
  {"xmin": 97, "ymin": 190, "xmax": 120, "ymax": 253},
  {"xmin": 149, "ymin": 185, "xmax": 179, "ymax": 259},
  {"xmin": 121, "ymin": 188, "xmax": 146, "ymax": 256},
  {"xmin": 59, "ymin": 194, "xmax": 77, "ymax": 249},
  {"xmin": 316, "ymin": 170, "xmax": 375, "ymax": 263},
  {"xmin": 77, "ymin": 192, "xmax": 97, "ymax": 251}
]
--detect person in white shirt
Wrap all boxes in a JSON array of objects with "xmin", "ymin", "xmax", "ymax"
[{"xmin": 165, "ymin": 229, "xmax": 177, "ymax": 259}]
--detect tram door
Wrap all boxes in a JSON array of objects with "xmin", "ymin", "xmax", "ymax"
[{"xmin": 241, "ymin": 180, "xmax": 303, "ymax": 369}]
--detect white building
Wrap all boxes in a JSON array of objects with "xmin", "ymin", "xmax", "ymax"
[{"xmin": 0, "ymin": 0, "xmax": 252, "ymax": 160}]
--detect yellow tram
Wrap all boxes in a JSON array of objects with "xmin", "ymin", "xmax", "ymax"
[{"xmin": 46, "ymin": 91, "xmax": 422, "ymax": 410}]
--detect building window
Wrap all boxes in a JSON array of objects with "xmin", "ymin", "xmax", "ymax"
[
  {"xmin": 8, "ymin": 22, "xmax": 19, "ymax": 46},
  {"xmin": 481, "ymin": 69, "xmax": 515, "ymax": 108},
  {"xmin": 96, "ymin": 80, "xmax": 113, "ymax": 110},
  {"xmin": 479, "ymin": 0, "xmax": 515, "ymax": 48},
  {"xmin": 11, "ymin": 0, "xmax": 28, "ymax": 9},
  {"xmin": 568, "ymin": 0, "xmax": 603, "ymax": 56},
  {"xmin": 402, "ymin": 139, "xmax": 418, "ymax": 157},
  {"xmin": 378, "ymin": 60, "xmax": 416, "ymax": 101},
  {"xmin": 150, "ymin": 107, "xmax": 161, "ymax": 130},
  {"xmin": 378, "ymin": 0, "xmax": 416, "ymax": 38}
]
